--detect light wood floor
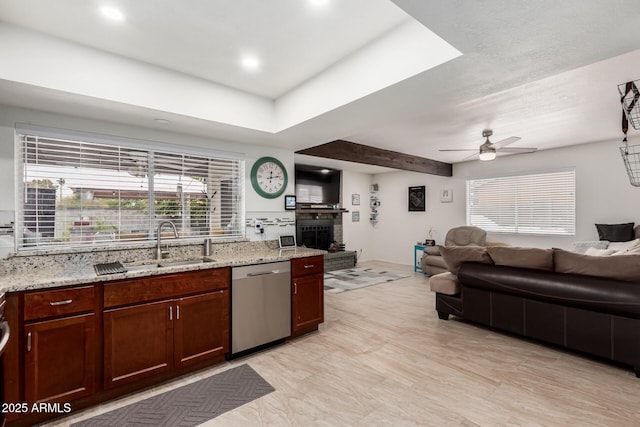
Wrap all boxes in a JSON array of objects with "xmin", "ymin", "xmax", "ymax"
[{"xmin": 47, "ymin": 261, "xmax": 640, "ymax": 427}]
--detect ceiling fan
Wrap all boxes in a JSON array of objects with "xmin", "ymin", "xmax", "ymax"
[{"xmin": 440, "ymin": 129, "xmax": 537, "ymax": 161}]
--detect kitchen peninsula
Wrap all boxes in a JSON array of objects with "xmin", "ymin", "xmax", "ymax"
[{"xmin": 0, "ymin": 239, "xmax": 325, "ymax": 427}]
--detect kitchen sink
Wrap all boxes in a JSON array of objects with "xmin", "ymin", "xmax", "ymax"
[
  {"xmin": 123, "ymin": 257, "xmax": 216, "ymax": 271},
  {"xmin": 159, "ymin": 258, "xmax": 212, "ymax": 268},
  {"xmin": 125, "ymin": 263, "xmax": 159, "ymax": 271}
]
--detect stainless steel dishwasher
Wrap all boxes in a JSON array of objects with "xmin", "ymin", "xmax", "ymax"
[{"xmin": 231, "ymin": 261, "xmax": 291, "ymax": 356}]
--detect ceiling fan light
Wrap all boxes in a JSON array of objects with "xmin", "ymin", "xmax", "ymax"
[{"xmin": 479, "ymin": 150, "xmax": 496, "ymax": 161}]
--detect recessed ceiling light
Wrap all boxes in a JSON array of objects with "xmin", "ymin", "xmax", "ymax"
[
  {"xmin": 241, "ymin": 56, "xmax": 260, "ymax": 70},
  {"xmin": 100, "ymin": 5, "xmax": 125, "ymax": 21},
  {"xmin": 320, "ymin": 169, "xmax": 330, "ymax": 173},
  {"xmin": 153, "ymin": 118, "xmax": 171, "ymax": 125}
]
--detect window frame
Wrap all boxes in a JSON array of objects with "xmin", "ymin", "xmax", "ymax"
[
  {"xmin": 15, "ymin": 124, "xmax": 245, "ymax": 252},
  {"xmin": 466, "ymin": 168, "xmax": 576, "ymax": 236}
]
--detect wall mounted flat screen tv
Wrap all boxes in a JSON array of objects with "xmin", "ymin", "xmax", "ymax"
[{"xmin": 295, "ymin": 164, "xmax": 341, "ymax": 205}]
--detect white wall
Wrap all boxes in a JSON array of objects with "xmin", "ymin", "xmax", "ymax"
[
  {"xmin": 341, "ymin": 170, "xmax": 374, "ymax": 261},
  {"xmin": 365, "ymin": 139, "xmax": 640, "ymax": 266},
  {"xmin": 366, "ymin": 170, "xmax": 465, "ymax": 265},
  {"xmin": 0, "ymin": 104, "xmax": 294, "ymax": 243}
]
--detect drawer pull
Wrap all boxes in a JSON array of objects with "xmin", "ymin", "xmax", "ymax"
[
  {"xmin": 27, "ymin": 331, "xmax": 32, "ymax": 352},
  {"xmin": 304, "ymin": 264, "xmax": 315, "ymax": 269},
  {"xmin": 49, "ymin": 299, "xmax": 73, "ymax": 306},
  {"xmin": 176, "ymin": 305, "xmax": 180, "ymax": 320},
  {"xmin": 169, "ymin": 306, "xmax": 173, "ymax": 321}
]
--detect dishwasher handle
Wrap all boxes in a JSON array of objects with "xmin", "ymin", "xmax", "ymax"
[{"xmin": 247, "ymin": 270, "xmax": 283, "ymax": 277}]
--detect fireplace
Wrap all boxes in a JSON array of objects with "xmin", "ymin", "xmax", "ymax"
[{"xmin": 297, "ymin": 219, "xmax": 333, "ymax": 250}]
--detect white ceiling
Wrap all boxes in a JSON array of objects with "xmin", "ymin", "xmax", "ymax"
[{"xmin": 1, "ymin": 0, "xmax": 640, "ymax": 171}]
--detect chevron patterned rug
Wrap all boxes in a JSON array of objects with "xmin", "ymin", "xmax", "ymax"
[
  {"xmin": 72, "ymin": 364, "xmax": 274, "ymax": 426},
  {"xmin": 324, "ymin": 267, "xmax": 409, "ymax": 293}
]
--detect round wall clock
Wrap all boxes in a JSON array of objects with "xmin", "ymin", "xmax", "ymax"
[{"xmin": 250, "ymin": 156, "xmax": 288, "ymax": 199}]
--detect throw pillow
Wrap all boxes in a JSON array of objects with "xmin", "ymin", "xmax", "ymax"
[
  {"xmin": 584, "ymin": 247, "xmax": 616, "ymax": 256},
  {"xmin": 571, "ymin": 240, "xmax": 609, "ymax": 254},
  {"xmin": 440, "ymin": 246, "xmax": 493, "ymax": 275},
  {"xmin": 608, "ymin": 238, "xmax": 640, "ymax": 254},
  {"xmin": 553, "ymin": 248, "xmax": 640, "ymax": 282},
  {"xmin": 595, "ymin": 222, "xmax": 635, "ymax": 242},
  {"xmin": 487, "ymin": 246, "xmax": 553, "ymax": 271}
]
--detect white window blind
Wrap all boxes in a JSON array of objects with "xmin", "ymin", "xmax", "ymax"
[
  {"xmin": 17, "ymin": 132, "xmax": 245, "ymax": 250},
  {"xmin": 466, "ymin": 169, "xmax": 575, "ymax": 236}
]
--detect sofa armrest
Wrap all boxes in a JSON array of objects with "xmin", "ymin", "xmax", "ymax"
[{"xmin": 424, "ymin": 245, "xmax": 442, "ymax": 256}]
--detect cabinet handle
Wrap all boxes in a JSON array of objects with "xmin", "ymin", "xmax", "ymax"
[
  {"xmin": 294, "ymin": 282, "xmax": 298, "ymax": 295},
  {"xmin": 49, "ymin": 299, "xmax": 73, "ymax": 306},
  {"xmin": 27, "ymin": 331, "xmax": 32, "ymax": 352},
  {"xmin": 169, "ymin": 306, "xmax": 173, "ymax": 321},
  {"xmin": 304, "ymin": 264, "xmax": 315, "ymax": 269},
  {"xmin": 176, "ymin": 305, "xmax": 180, "ymax": 320}
]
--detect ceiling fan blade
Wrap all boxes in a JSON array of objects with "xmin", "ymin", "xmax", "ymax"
[
  {"xmin": 439, "ymin": 148, "xmax": 477, "ymax": 152},
  {"xmin": 497, "ymin": 147, "xmax": 537, "ymax": 153},
  {"xmin": 490, "ymin": 136, "xmax": 521, "ymax": 149}
]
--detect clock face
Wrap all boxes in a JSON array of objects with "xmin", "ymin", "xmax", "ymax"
[{"xmin": 251, "ymin": 157, "xmax": 288, "ymax": 199}]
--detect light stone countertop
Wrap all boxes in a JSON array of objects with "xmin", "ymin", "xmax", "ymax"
[{"xmin": 0, "ymin": 246, "xmax": 325, "ymax": 296}]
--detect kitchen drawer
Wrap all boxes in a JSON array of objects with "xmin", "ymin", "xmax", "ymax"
[
  {"xmin": 291, "ymin": 256, "xmax": 324, "ymax": 278},
  {"xmin": 104, "ymin": 267, "xmax": 230, "ymax": 308},
  {"xmin": 24, "ymin": 286, "xmax": 95, "ymax": 321}
]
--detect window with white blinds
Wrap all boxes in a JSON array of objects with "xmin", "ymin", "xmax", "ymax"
[
  {"xmin": 17, "ymin": 131, "xmax": 245, "ymax": 250},
  {"xmin": 466, "ymin": 169, "xmax": 575, "ymax": 236}
]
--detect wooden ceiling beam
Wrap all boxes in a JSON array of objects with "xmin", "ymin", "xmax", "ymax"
[{"xmin": 296, "ymin": 140, "xmax": 452, "ymax": 177}]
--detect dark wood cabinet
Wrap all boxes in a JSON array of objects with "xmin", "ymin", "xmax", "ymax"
[
  {"xmin": 23, "ymin": 286, "xmax": 97, "ymax": 405},
  {"xmin": 104, "ymin": 300, "xmax": 173, "ymax": 388},
  {"xmin": 25, "ymin": 314, "xmax": 96, "ymax": 403},
  {"xmin": 291, "ymin": 256, "xmax": 324, "ymax": 336},
  {"xmin": 175, "ymin": 290, "xmax": 229, "ymax": 368},
  {"xmin": 103, "ymin": 268, "xmax": 230, "ymax": 388}
]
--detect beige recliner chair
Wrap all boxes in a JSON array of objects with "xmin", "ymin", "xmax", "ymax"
[{"xmin": 420, "ymin": 226, "xmax": 487, "ymax": 276}]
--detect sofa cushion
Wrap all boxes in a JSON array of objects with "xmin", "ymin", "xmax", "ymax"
[
  {"xmin": 440, "ymin": 246, "xmax": 493, "ymax": 275},
  {"xmin": 553, "ymin": 248, "xmax": 640, "ymax": 282},
  {"xmin": 487, "ymin": 246, "xmax": 553, "ymax": 271},
  {"xmin": 429, "ymin": 272, "xmax": 459, "ymax": 295},
  {"xmin": 595, "ymin": 222, "xmax": 635, "ymax": 242}
]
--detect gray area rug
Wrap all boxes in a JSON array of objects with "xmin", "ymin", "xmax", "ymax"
[
  {"xmin": 324, "ymin": 267, "xmax": 409, "ymax": 293},
  {"xmin": 72, "ymin": 364, "xmax": 274, "ymax": 427}
]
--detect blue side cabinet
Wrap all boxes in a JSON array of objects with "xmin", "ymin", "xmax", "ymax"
[{"xmin": 414, "ymin": 244, "xmax": 426, "ymax": 272}]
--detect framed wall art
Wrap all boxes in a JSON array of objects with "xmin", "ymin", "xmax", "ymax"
[
  {"xmin": 440, "ymin": 188, "xmax": 453, "ymax": 203},
  {"xmin": 408, "ymin": 186, "xmax": 426, "ymax": 212}
]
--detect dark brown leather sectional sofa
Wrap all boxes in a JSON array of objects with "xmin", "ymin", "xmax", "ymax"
[{"xmin": 436, "ymin": 262, "xmax": 640, "ymax": 377}]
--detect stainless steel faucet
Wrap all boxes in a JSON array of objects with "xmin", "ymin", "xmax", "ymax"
[{"xmin": 157, "ymin": 220, "xmax": 178, "ymax": 260}]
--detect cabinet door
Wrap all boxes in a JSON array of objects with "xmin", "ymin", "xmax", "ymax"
[
  {"xmin": 292, "ymin": 274, "xmax": 324, "ymax": 332},
  {"xmin": 174, "ymin": 290, "xmax": 229, "ymax": 368},
  {"xmin": 25, "ymin": 313, "xmax": 96, "ymax": 403},
  {"xmin": 104, "ymin": 300, "xmax": 173, "ymax": 388}
]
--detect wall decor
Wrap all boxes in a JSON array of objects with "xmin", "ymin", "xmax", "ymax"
[
  {"xmin": 408, "ymin": 186, "xmax": 426, "ymax": 212},
  {"xmin": 284, "ymin": 194, "xmax": 296, "ymax": 210},
  {"xmin": 352, "ymin": 211, "xmax": 360, "ymax": 222},
  {"xmin": 250, "ymin": 156, "xmax": 288, "ymax": 199},
  {"xmin": 352, "ymin": 193, "xmax": 360, "ymax": 205},
  {"xmin": 440, "ymin": 188, "xmax": 453, "ymax": 203}
]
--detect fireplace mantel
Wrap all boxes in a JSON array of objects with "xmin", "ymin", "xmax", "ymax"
[{"xmin": 295, "ymin": 209, "xmax": 348, "ymax": 214}]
